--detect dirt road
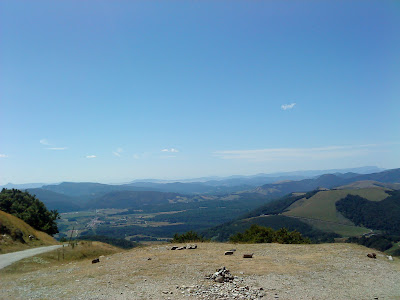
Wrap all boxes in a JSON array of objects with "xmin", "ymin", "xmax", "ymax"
[{"xmin": 0, "ymin": 245, "xmax": 62, "ymax": 269}]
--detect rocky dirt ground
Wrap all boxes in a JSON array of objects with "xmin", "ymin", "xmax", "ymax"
[{"xmin": 0, "ymin": 243, "xmax": 399, "ymax": 299}]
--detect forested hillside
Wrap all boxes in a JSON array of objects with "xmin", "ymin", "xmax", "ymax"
[
  {"xmin": 336, "ymin": 190, "xmax": 400, "ymax": 234},
  {"xmin": 27, "ymin": 188, "xmax": 82, "ymax": 213},
  {"xmin": 202, "ymin": 187, "xmax": 398, "ymax": 243},
  {"xmin": 0, "ymin": 189, "xmax": 59, "ymax": 235}
]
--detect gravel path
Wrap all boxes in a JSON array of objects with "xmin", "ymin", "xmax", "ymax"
[
  {"xmin": 0, "ymin": 245, "xmax": 62, "ymax": 269},
  {"xmin": 0, "ymin": 243, "xmax": 399, "ymax": 299}
]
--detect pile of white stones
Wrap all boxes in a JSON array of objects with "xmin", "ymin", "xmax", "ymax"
[
  {"xmin": 207, "ymin": 266, "xmax": 235, "ymax": 283},
  {"xmin": 176, "ymin": 280, "xmax": 268, "ymax": 299}
]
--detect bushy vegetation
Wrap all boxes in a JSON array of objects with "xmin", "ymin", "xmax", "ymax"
[
  {"xmin": 203, "ymin": 215, "xmax": 339, "ymax": 243},
  {"xmin": 75, "ymin": 235, "xmax": 138, "ymax": 249},
  {"xmin": 336, "ymin": 191, "xmax": 400, "ymax": 234},
  {"xmin": 171, "ymin": 231, "xmax": 205, "ymax": 243},
  {"xmin": 347, "ymin": 234, "xmax": 400, "ymax": 253},
  {"xmin": 391, "ymin": 248, "xmax": 400, "ymax": 257},
  {"xmin": 229, "ymin": 224, "xmax": 310, "ymax": 244},
  {"xmin": 0, "ymin": 221, "xmax": 24, "ymax": 243},
  {"xmin": 0, "ymin": 189, "xmax": 59, "ymax": 235}
]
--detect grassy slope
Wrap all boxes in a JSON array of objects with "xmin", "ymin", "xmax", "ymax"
[
  {"xmin": 282, "ymin": 188, "xmax": 389, "ymax": 236},
  {"xmin": 0, "ymin": 210, "xmax": 58, "ymax": 254}
]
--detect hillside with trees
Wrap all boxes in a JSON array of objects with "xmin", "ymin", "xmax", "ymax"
[
  {"xmin": 336, "ymin": 190, "xmax": 400, "ymax": 235},
  {"xmin": 202, "ymin": 187, "xmax": 397, "ymax": 243},
  {"xmin": 0, "ymin": 189, "xmax": 59, "ymax": 235}
]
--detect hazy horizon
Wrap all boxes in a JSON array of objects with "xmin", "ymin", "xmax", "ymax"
[
  {"xmin": 1, "ymin": 1, "xmax": 399, "ymax": 185},
  {"xmin": 0, "ymin": 165, "xmax": 388, "ymax": 186}
]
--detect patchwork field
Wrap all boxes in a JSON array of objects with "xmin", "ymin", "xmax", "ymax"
[{"xmin": 57, "ymin": 209, "xmax": 186, "ymax": 241}]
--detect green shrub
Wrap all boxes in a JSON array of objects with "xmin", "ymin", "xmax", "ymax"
[
  {"xmin": 171, "ymin": 231, "xmax": 205, "ymax": 243},
  {"xmin": 229, "ymin": 224, "xmax": 310, "ymax": 244},
  {"xmin": 11, "ymin": 229, "xmax": 25, "ymax": 243},
  {"xmin": 392, "ymin": 248, "xmax": 400, "ymax": 257}
]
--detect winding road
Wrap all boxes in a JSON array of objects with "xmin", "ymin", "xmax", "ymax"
[{"xmin": 0, "ymin": 245, "xmax": 63, "ymax": 270}]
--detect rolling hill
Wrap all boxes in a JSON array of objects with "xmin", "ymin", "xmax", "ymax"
[
  {"xmin": 41, "ymin": 182, "xmax": 145, "ymax": 197},
  {"xmin": 26, "ymin": 188, "xmax": 82, "ymax": 213},
  {"xmin": 86, "ymin": 191, "xmax": 183, "ymax": 209},
  {"xmin": 254, "ymin": 168, "xmax": 400, "ymax": 198},
  {"xmin": 281, "ymin": 188, "xmax": 389, "ymax": 236},
  {"xmin": 41, "ymin": 181, "xmax": 251, "ymax": 197},
  {"xmin": 23, "ymin": 168, "xmax": 400, "ymax": 214},
  {"xmin": 203, "ymin": 186, "xmax": 398, "ymax": 242}
]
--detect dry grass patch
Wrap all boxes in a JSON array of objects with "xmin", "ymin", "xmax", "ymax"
[{"xmin": 0, "ymin": 241, "xmax": 123, "ymax": 275}]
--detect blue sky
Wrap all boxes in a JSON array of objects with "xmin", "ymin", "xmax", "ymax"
[{"xmin": 1, "ymin": 1, "xmax": 399, "ymax": 184}]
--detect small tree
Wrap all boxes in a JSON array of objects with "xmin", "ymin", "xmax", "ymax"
[
  {"xmin": 230, "ymin": 224, "xmax": 310, "ymax": 244},
  {"xmin": 171, "ymin": 231, "xmax": 205, "ymax": 243},
  {"xmin": 0, "ymin": 189, "xmax": 60, "ymax": 235}
]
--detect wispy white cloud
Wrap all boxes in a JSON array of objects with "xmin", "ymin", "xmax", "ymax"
[
  {"xmin": 47, "ymin": 147, "xmax": 67, "ymax": 151},
  {"xmin": 0, "ymin": 154, "xmax": 8, "ymax": 158},
  {"xmin": 86, "ymin": 155, "xmax": 96, "ymax": 159},
  {"xmin": 40, "ymin": 138, "xmax": 67, "ymax": 150},
  {"xmin": 133, "ymin": 152, "xmax": 150, "ymax": 160},
  {"xmin": 161, "ymin": 148, "xmax": 179, "ymax": 153},
  {"xmin": 281, "ymin": 103, "xmax": 296, "ymax": 110},
  {"xmin": 160, "ymin": 155, "xmax": 177, "ymax": 159},
  {"xmin": 113, "ymin": 148, "xmax": 124, "ymax": 157},
  {"xmin": 214, "ymin": 144, "xmax": 377, "ymax": 162},
  {"xmin": 40, "ymin": 139, "xmax": 50, "ymax": 145}
]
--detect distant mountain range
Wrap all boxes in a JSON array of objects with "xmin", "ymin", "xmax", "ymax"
[
  {"xmin": 1, "ymin": 166, "xmax": 384, "ymax": 190},
  {"xmin": 128, "ymin": 166, "xmax": 384, "ymax": 187},
  {"xmin": 1, "ymin": 167, "xmax": 398, "ymax": 214},
  {"xmin": 254, "ymin": 168, "xmax": 400, "ymax": 199},
  {"xmin": 0, "ymin": 182, "xmax": 50, "ymax": 190}
]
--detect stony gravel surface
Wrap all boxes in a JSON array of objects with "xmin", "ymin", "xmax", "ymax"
[{"xmin": 0, "ymin": 243, "xmax": 399, "ymax": 299}]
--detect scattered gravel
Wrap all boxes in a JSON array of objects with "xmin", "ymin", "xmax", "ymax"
[{"xmin": 1, "ymin": 243, "xmax": 399, "ymax": 299}]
